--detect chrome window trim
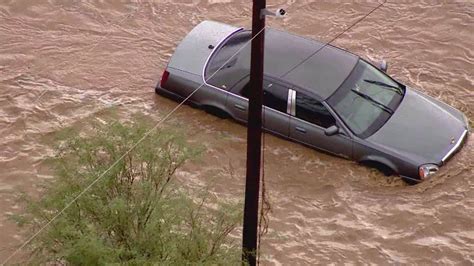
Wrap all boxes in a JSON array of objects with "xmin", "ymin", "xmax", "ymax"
[
  {"xmin": 442, "ymin": 129, "xmax": 468, "ymax": 163},
  {"xmin": 290, "ymin": 90, "xmax": 296, "ymax": 116},
  {"xmin": 287, "ymin": 89, "xmax": 292, "ymax": 114}
]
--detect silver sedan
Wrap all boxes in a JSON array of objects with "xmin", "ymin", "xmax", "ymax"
[{"xmin": 156, "ymin": 20, "xmax": 470, "ymax": 184}]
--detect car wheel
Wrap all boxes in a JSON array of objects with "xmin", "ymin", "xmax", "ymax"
[
  {"xmin": 202, "ymin": 106, "xmax": 229, "ymax": 119},
  {"xmin": 361, "ymin": 161, "xmax": 394, "ymax": 176}
]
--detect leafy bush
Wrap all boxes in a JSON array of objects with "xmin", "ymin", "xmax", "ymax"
[{"xmin": 14, "ymin": 119, "xmax": 242, "ymax": 265}]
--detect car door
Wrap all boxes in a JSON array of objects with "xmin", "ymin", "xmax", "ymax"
[
  {"xmin": 262, "ymin": 79, "xmax": 291, "ymax": 137},
  {"xmin": 289, "ymin": 91, "xmax": 352, "ymax": 158},
  {"xmin": 226, "ymin": 77, "xmax": 290, "ymax": 137},
  {"xmin": 226, "ymin": 77, "xmax": 249, "ymax": 123}
]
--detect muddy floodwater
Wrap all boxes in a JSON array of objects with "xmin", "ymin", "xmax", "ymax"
[{"xmin": 1, "ymin": 0, "xmax": 473, "ymax": 264}]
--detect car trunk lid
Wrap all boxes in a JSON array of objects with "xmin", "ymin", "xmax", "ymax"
[{"xmin": 167, "ymin": 20, "xmax": 242, "ymax": 76}]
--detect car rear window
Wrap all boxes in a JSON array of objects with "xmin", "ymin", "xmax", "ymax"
[{"xmin": 205, "ymin": 30, "xmax": 251, "ymax": 90}]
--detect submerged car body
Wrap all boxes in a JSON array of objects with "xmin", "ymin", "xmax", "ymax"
[{"xmin": 156, "ymin": 20, "xmax": 470, "ymax": 183}]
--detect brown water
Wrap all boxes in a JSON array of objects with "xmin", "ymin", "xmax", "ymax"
[{"xmin": 1, "ymin": 0, "xmax": 473, "ymax": 264}]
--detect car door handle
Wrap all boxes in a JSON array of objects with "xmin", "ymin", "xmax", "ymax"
[
  {"xmin": 234, "ymin": 104, "xmax": 246, "ymax": 111},
  {"xmin": 295, "ymin": 126, "xmax": 306, "ymax": 133}
]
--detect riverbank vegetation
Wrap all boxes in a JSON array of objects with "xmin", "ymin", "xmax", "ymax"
[{"xmin": 13, "ymin": 118, "xmax": 242, "ymax": 264}]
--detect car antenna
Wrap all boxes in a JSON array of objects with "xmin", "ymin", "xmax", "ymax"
[{"xmin": 280, "ymin": 0, "xmax": 387, "ymax": 78}]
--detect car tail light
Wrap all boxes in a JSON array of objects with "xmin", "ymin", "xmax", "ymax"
[
  {"xmin": 418, "ymin": 164, "xmax": 439, "ymax": 180},
  {"xmin": 160, "ymin": 70, "xmax": 170, "ymax": 88}
]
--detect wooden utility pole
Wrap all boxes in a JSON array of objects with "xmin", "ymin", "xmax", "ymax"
[{"xmin": 242, "ymin": 0, "xmax": 266, "ymax": 265}]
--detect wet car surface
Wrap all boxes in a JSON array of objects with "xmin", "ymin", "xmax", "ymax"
[
  {"xmin": 0, "ymin": 1, "xmax": 473, "ymax": 264},
  {"xmin": 158, "ymin": 21, "xmax": 469, "ymax": 182}
]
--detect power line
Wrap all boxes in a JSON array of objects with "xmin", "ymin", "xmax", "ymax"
[
  {"xmin": 280, "ymin": 0, "xmax": 387, "ymax": 78},
  {"xmin": 256, "ymin": 0, "xmax": 387, "ymax": 264},
  {"xmin": 3, "ymin": 3, "xmax": 144, "ymax": 265},
  {"xmin": 3, "ymin": 24, "xmax": 268, "ymax": 266},
  {"xmin": 256, "ymin": 1, "xmax": 391, "ymax": 262},
  {"xmin": 5, "ymin": 0, "xmax": 411, "ymax": 263},
  {"xmin": 276, "ymin": 0, "xmax": 418, "ymax": 185}
]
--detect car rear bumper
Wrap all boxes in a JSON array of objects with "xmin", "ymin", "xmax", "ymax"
[
  {"xmin": 155, "ymin": 85, "xmax": 201, "ymax": 108},
  {"xmin": 155, "ymin": 85, "xmax": 182, "ymax": 101}
]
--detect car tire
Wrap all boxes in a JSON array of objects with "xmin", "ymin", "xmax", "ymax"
[
  {"xmin": 202, "ymin": 106, "xmax": 229, "ymax": 119},
  {"xmin": 361, "ymin": 161, "xmax": 394, "ymax": 177}
]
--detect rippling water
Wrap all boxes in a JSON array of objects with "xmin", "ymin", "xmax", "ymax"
[{"xmin": 0, "ymin": 0, "xmax": 473, "ymax": 264}]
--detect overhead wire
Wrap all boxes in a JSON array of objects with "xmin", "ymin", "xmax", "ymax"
[
  {"xmin": 3, "ymin": 2, "xmax": 144, "ymax": 265},
  {"xmin": 278, "ymin": 0, "xmax": 419, "ymax": 185},
  {"xmin": 257, "ymin": 1, "xmax": 392, "ymax": 263},
  {"xmin": 280, "ymin": 0, "xmax": 387, "ymax": 78},
  {"xmin": 259, "ymin": 1, "xmax": 392, "ymax": 263},
  {"xmin": 3, "ymin": 14, "xmax": 269, "ymax": 266},
  {"xmin": 6, "ymin": 0, "xmax": 418, "ymax": 263}
]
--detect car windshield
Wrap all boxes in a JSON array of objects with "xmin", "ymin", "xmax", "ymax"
[{"xmin": 327, "ymin": 59, "xmax": 405, "ymax": 138}]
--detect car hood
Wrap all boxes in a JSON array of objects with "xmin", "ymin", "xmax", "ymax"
[{"xmin": 366, "ymin": 88, "xmax": 468, "ymax": 165}]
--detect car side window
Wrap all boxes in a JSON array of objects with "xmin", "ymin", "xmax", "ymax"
[
  {"xmin": 263, "ymin": 80, "xmax": 288, "ymax": 113},
  {"xmin": 230, "ymin": 76, "xmax": 250, "ymax": 98},
  {"xmin": 295, "ymin": 92, "xmax": 335, "ymax": 128},
  {"xmin": 230, "ymin": 78, "xmax": 289, "ymax": 113}
]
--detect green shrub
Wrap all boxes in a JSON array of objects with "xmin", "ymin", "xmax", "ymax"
[{"xmin": 13, "ymin": 119, "xmax": 242, "ymax": 265}]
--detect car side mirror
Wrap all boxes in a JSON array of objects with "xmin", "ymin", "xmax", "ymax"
[
  {"xmin": 324, "ymin": 125, "xmax": 339, "ymax": 136},
  {"xmin": 379, "ymin": 59, "xmax": 388, "ymax": 72}
]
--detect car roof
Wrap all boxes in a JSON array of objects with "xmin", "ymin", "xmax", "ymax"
[
  {"xmin": 261, "ymin": 28, "xmax": 359, "ymax": 100},
  {"xmin": 176, "ymin": 21, "xmax": 360, "ymax": 100}
]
